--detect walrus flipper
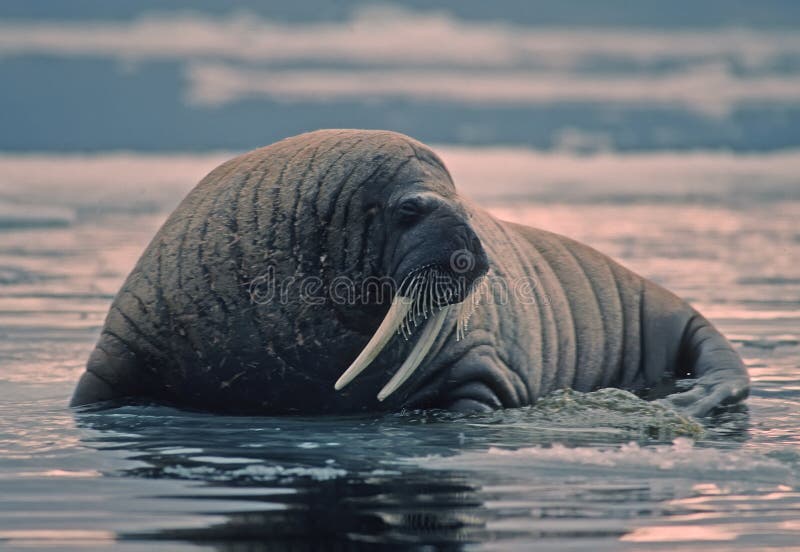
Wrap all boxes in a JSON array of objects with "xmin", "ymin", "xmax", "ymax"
[
  {"xmin": 70, "ymin": 332, "xmax": 151, "ymax": 407},
  {"xmin": 659, "ymin": 313, "xmax": 750, "ymax": 417}
]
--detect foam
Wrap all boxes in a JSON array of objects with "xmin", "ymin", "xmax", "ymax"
[
  {"xmin": 161, "ymin": 463, "xmax": 347, "ymax": 482},
  {"xmin": 424, "ymin": 438, "xmax": 792, "ymax": 484}
]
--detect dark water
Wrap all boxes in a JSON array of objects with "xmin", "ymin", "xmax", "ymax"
[{"xmin": 1, "ymin": 151, "xmax": 798, "ymax": 550}]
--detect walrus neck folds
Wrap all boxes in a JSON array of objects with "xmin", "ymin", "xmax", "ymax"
[{"xmin": 334, "ymin": 266, "xmax": 486, "ymax": 401}]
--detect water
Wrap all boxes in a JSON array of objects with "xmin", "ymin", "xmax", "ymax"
[
  {"xmin": 1, "ymin": 150, "xmax": 799, "ymax": 550},
  {"xmin": 2, "ymin": 1, "xmax": 800, "ymax": 549}
]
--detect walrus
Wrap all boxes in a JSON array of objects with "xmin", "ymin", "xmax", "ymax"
[{"xmin": 71, "ymin": 129, "xmax": 749, "ymax": 417}]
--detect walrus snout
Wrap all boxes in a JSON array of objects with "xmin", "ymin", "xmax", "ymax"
[{"xmin": 451, "ymin": 231, "xmax": 489, "ymax": 294}]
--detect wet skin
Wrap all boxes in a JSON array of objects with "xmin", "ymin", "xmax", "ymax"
[{"xmin": 71, "ymin": 130, "xmax": 749, "ymax": 417}]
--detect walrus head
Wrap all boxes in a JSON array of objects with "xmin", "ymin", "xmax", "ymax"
[{"xmin": 333, "ymin": 142, "xmax": 489, "ymax": 402}]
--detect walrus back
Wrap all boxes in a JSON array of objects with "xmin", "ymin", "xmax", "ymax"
[
  {"xmin": 72, "ymin": 130, "xmax": 451, "ymax": 411},
  {"xmin": 480, "ymin": 217, "xmax": 705, "ymax": 399}
]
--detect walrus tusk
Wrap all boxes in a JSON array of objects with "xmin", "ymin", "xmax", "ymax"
[
  {"xmin": 334, "ymin": 295, "xmax": 413, "ymax": 391},
  {"xmin": 377, "ymin": 304, "xmax": 452, "ymax": 401}
]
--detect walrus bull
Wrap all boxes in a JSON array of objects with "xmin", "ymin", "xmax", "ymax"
[{"xmin": 71, "ymin": 130, "xmax": 749, "ymax": 417}]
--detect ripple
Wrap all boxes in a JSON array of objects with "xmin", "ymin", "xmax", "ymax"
[
  {"xmin": 0, "ymin": 203, "xmax": 75, "ymax": 230},
  {"xmin": 423, "ymin": 439, "xmax": 792, "ymax": 484}
]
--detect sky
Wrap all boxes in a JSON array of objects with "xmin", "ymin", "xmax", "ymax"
[{"xmin": 1, "ymin": 1, "xmax": 800, "ymax": 151}]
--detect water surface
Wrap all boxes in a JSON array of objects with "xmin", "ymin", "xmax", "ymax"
[{"xmin": 1, "ymin": 150, "xmax": 798, "ymax": 550}]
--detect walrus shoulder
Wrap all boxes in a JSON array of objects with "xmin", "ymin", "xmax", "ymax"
[{"xmin": 70, "ymin": 332, "xmax": 155, "ymax": 407}]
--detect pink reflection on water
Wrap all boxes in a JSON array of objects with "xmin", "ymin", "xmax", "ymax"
[{"xmin": 621, "ymin": 524, "xmax": 739, "ymax": 542}]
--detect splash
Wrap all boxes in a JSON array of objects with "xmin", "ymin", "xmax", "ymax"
[{"xmin": 531, "ymin": 388, "xmax": 704, "ymax": 439}]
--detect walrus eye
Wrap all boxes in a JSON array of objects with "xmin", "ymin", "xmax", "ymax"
[{"xmin": 396, "ymin": 197, "xmax": 429, "ymax": 222}]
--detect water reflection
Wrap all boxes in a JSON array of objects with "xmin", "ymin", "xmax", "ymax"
[
  {"xmin": 128, "ymin": 476, "xmax": 491, "ymax": 550},
  {"xmin": 75, "ymin": 406, "xmax": 496, "ymax": 548},
  {"xmin": 70, "ymin": 394, "xmax": 746, "ymax": 549}
]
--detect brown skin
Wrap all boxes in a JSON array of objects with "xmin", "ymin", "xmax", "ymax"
[{"xmin": 71, "ymin": 130, "xmax": 749, "ymax": 416}]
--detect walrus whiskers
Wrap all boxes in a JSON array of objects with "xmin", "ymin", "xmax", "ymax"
[
  {"xmin": 336, "ymin": 269, "xmax": 431, "ymax": 393},
  {"xmin": 335, "ymin": 266, "xmax": 486, "ymax": 400},
  {"xmin": 456, "ymin": 275, "xmax": 485, "ymax": 341}
]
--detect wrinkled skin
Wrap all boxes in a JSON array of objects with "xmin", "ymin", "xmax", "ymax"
[{"xmin": 71, "ymin": 130, "xmax": 749, "ymax": 417}]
